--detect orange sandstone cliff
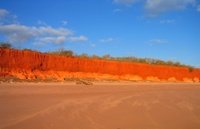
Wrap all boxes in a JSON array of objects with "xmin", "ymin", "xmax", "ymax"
[{"xmin": 0, "ymin": 48, "xmax": 200, "ymax": 82}]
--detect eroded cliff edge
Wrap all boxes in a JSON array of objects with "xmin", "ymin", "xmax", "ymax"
[{"xmin": 0, "ymin": 48, "xmax": 200, "ymax": 82}]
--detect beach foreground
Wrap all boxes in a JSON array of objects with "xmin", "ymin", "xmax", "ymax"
[{"xmin": 0, "ymin": 82, "xmax": 200, "ymax": 129}]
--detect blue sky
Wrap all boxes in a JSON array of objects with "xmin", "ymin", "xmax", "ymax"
[{"xmin": 0, "ymin": 0, "xmax": 200, "ymax": 67}]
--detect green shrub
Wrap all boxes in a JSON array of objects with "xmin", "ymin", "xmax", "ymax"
[
  {"xmin": 47, "ymin": 49, "xmax": 74, "ymax": 57},
  {"xmin": 188, "ymin": 67, "xmax": 194, "ymax": 72},
  {"xmin": 0, "ymin": 42, "xmax": 12, "ymax": 48}
]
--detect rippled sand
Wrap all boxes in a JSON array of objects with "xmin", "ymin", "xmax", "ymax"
[{"xmin": 0, "ymin": 82, "xmax": 200, "ymax": 129}]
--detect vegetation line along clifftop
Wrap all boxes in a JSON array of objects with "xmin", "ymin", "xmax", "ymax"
[{"xmin": 0, "ymin": 47, "xmax": 200, "ymax": 83}]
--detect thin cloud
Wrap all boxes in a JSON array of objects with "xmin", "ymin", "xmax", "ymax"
[
  {"xmin": 113, "ymin": 0, "xmax": 139, "ymax": 5},
  {"xmin": 0, "ymin": 9, "xmax": 9, "ymax": 19},
  {"xmin": 100, "ymin": 38, "xmax": 114, "ymax": 43},
  {"xmin": 37, "ymin": 36, "xmax": 66, "ymax": 44},
  {"xmin": 90, "ymin": 43, "xmax": 96, "ymax": 47},
  {"xmin": 113, "ymin": 0, "xmax": 198, "ymax": 17},
  {"xmin": 113, "ymin": 8, "xmax": 122, "ymax": 13},
  {"xmin": 0, "ymin": 24, "xmax": 88, "ymax": 44},
  {"xmin": 145, "ymin": 0, "xmax": 196, "ymax": 17},
  {"xmin": 37, "ymin": 20, "xmax": 48, "ymax": 26},
  {"xmin": 62, "ymin": 20, "xmax": 68, "ymax": 26},
  {"xmin": 0, "ymin": 24, "xmax": 68, "ymax": 42},
  {"xmin": 197, "ymin": 5, "xmax": 200, "ymax": 12},
  {"xmin": 148, "ymin": 39, "xmax": 168, "ymax": 45},
  {"xmin": 0, "ymin": 8, "xmax": 18, "ymax": 24},
  {"xmin": 160, "ymin": 19, "xmax": 175, "ymax": 24},
  {"xmin": 68, "ymin": 35, "xmax": 88, "ymax": 42},
  {"xmin": 0, "ymin": 8, "xmax": 88, "ymax": 45}
]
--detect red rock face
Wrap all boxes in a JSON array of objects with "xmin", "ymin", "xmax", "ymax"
[{"xmin": 0, "ymin": 48, "xmax": 200, "ymax": 82}]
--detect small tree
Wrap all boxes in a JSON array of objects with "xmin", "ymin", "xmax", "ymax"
[
  {"xmin": 92, "ymin": 54, "xmax": 100, "ymax": 59},
  {"xmin": 102, "ymin": 54, "xmax": 111, "ymax": 60},
  {"xmin": 80, "ymin": 53, "xmax": 89, "ymax": 58},
  {"xmin": 0, "ymin": 42, "xmax": 12, "ymax": 48},
  {"xmin": 188, "ymin": 66, "xmax": 194, "ymax": 72},
  {"xmin": 60, "ymin": 50, "xmax": 74, "ymax": 57}
]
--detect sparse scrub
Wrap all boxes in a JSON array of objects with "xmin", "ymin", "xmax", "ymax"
[
  {"xmin": 0, "ymin": 42, "xmax": 12, "ymax": 49},
  {"xmin": 23, "ymin": 48, "xmax": 39, "ymax": 53},
  {"xmin": 102, "ymin": 54, "xmax": 111, "ymax": 60},
  {"xmin": 48, "ymin": 49, "xmax": 74, "ymax": 57},
  {"xmin": 79, "ymin": 53, "xmax": 89, "ymax": 58},
  {"xmin": 1, "ymin": 46, "xmax": 195, "ymax": 69},
  {"xmin": 188, "ymin": 67, "xmax": 194, "ymax": 72},
  {"xmin": 92, "ymin": 54, "xmax": 100, "ymax": 59}
]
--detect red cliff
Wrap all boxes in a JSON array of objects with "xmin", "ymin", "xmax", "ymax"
[{"xmin": 0, "ymin": 48, "xmax": 200, "ymax": 82}]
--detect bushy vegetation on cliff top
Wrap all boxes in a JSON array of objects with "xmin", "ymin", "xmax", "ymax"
[
  {"xmin": 0, "ymin": 42, "xmax": 194, "ymax": 69},
  {"xmin": 47, "ymin": 48, "xmax": 194, "ymax": 69}
]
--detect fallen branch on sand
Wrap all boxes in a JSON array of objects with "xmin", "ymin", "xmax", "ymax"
[{"xmin": 76, "ymin": 79, "xmax": 93, "ymax": 85}]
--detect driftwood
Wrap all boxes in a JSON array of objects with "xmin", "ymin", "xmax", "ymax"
[{"xmin": 76, "ymin": 79, "xmax": 93, "ymax": 85}]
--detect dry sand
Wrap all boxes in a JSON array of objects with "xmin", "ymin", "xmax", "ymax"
[{"xmin": 0, "ymin": 82, "xmax": 200, "ymax": 129}]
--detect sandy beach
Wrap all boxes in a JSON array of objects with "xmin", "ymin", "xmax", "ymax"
[{"xmin": 0, "ymin": 82, "xmax": 200, "ymax": 129}]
